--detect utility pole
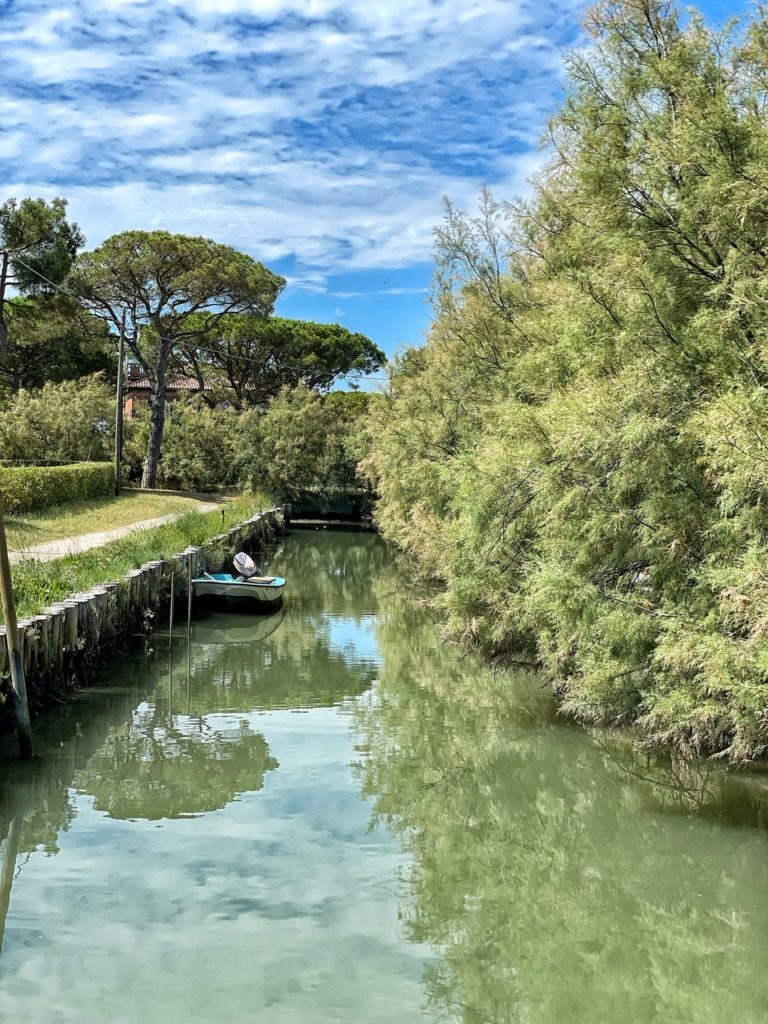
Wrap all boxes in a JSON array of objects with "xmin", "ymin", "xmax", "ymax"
[
  {"xmin": 0, "ymin": 511, "xmax": 32, "ymax": 759},
  {"xmin": 114, "ymin": 309, "xmax": 126, "ymax": 496}
]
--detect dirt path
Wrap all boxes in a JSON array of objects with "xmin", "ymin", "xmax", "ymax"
[{"xmin": 9, "ymin": 503, "xmax": 221, "ymax": 564}]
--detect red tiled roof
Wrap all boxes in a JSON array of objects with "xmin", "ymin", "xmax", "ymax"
[{"xmin": 125, "ymin": 374, "xmax": 204, "ymax": 391}]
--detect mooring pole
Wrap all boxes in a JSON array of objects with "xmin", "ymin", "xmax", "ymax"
[
  {"xmin": 0, "ymin": 815, "xmax": 22, "ymax": 953},
  {"xmin": 0, "ymin": 512, "xmax": 32, "ymax": 760},
  {"xmin": 114, "ymin": 310, "xmax": 126, "ymax": 496},
  {"xmin": 168, "ymin": 570, "xmax": 175, "ymax": 650},
  {"xmin": 186, "ymin": 630, "xmax": 191, "ymax": 716},
  {"xmin": 167, "ymin": 649, "xmax": 173, "ymax": 726},
  {"xmin": 186, "ymin": 553, "xmax": 193, "ymax": 633}
]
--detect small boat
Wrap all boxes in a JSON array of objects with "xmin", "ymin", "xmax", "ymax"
[{"xmin": 192, "ymin": 552, "xmax": 286, "ymax": 610}]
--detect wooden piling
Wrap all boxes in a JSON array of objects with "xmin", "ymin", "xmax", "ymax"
[
  {"xmin": 0, "ymin": 511, "xmax": 32, "ymax": 759},
  {"xmin": 62, "ymin": 601, "xmax": 79, "ymax": 651}
]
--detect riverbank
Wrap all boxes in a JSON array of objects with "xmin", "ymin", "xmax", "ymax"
[
  {"xmin": 0, "ymin": 498, "xmax": 282, "ymax": 724},
  {"xmin": 358, "ymin": 2, "xmax": 768, "ymax": 765}
]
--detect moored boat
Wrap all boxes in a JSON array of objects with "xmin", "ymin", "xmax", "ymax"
[{"xmin": 192, "ymin": 552, "xmax": 286, "ymax": 610}]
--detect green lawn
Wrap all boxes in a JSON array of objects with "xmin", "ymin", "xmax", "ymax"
[{"xmin": 6, "ymin": 492, "xmax": 217, "ymax": 553}]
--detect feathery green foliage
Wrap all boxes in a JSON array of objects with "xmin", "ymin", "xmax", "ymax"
[
  {"xmin": 235, "ymin": 385, "xmax": 372, "ymax": 499},
  {"xmin": 364, "ymin": 0, "xmax": 768, "ymax": 760},
  {"xmin": 0, "ymin": 375, "xmax": 115, "ymax": 465},
  {"xmin": 121, "ymin": 388, "xmax": 370, "ymax": 494}
]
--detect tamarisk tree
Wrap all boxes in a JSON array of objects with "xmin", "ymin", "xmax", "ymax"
[
  {"xmin": 70, "ymin": 230, "xmax": 285, "ymax": 488},
  {"xmin": 364, "ymin": 0, "xmax": 768, "ymax": 759}
]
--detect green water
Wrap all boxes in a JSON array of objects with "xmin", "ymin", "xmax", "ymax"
[{"xmin": 1, "ymin": 531, "xmax": 768, "ymax": 1023}]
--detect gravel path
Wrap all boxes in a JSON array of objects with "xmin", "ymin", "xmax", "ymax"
[{"xmin": 9, "ymin": 503, "xmax": 221, "ymax": 564}]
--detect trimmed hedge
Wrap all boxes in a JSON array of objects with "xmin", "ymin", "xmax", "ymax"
[{"xmin": 0, "ymin": 462, "xmax": 114, "ymax": 514}]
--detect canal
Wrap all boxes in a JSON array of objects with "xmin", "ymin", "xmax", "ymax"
[{"xmin": 1, "ymin": 530, "xmax": 767, "ymax": 1022}]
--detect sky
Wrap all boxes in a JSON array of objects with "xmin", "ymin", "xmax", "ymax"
[{"xmin": 0, "ymin": 0, "xmax": 751, "ymax": 370}]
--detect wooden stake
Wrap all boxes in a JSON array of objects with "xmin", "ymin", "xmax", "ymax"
[
  {"xmin": 186, "ymin": 630, "xmax": 191, "ymax": 716},
  {"xmin": 167, "ymin": 646, "xmax": 173, "ymax": 725},
  {"xmin": 0, "ymin": 512, "xmax": 32, "ymax": 760},
  {"xmin": 187, "ymin": 552, "xmax": 193, "ymax": 633},
  {"xmin": 168, "ymin": 570, "xmax": 175, "ymax": 649}
]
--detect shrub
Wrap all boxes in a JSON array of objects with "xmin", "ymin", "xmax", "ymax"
[
  {"xmin": 0, "ymin": 462, "xmax": 114, "ymax": 513},
  {"xmin": 157, "ymin": 401, "xmax": 239, "ymax": 492},
  {"xmin": 363, "ymin": 1, "xmax": 768, "ymax": 760},
  {"xmin": 0, "ymin": 375, "xmax": 114, "ymax": 463},
  {"xmin": 234, "ymin": 386, "xmax": 369, "ymax": 499}
]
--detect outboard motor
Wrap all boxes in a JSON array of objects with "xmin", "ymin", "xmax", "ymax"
[{"xmin": 233, "ymin": 551, "xmax": 262, "ymax": 580}]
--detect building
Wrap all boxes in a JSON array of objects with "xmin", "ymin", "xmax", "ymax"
[{"xmin": 123, "ymin": 367, "xmax": 205, "ymax": 419}]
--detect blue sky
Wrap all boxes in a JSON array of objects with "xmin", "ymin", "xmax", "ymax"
[{"xmin": 0, "ymin": 0, "xmax": 750, "ymax": 369}]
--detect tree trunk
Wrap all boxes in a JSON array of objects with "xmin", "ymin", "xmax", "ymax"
[{"xmin": 141, "ymin": 345, "xmax": 170, "ymax": 489}]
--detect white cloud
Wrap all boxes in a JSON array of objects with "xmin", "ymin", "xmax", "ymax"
[{"xmin": 0, "ymin": 0, "xmax": 586, "ymax": 287}]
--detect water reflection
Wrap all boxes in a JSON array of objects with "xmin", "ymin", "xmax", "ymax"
[
  {"xmin": 0, "ymin": 534, "xmax": 444, "ymax": 1024},
  {"xmin": 0, "ymin": 533, "xmax": 387, "ymax": 841},
  {"xmin": 0, "ymin": 532, "xmax": 767, "ymax": 1024},
  {"xmin": 75, "ymin": 709, "xmax": 278, "ymax": 821},
  {"xmin": 356, "ymin": 589, "xmax": 768, "ymax": 1024}
]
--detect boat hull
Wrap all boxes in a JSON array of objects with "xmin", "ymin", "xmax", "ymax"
[{"xmin": 192, "ymin": 576, "xmax": 286, "ymax": 609}]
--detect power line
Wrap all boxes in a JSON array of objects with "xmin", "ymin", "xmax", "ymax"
[{"xmin": 6, "ymin": 251, "xmax": 391, "ymax": 383}]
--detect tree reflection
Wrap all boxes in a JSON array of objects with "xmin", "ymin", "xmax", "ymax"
[
  {"xmin": 52, "ymin": 534, "xmax": 391, "ymax": 820},
  {"xmin": 356, "ymin": 605, "xmax": 768, "ymax": 1024},
  {"xmin": 74, "ymin": 709, "xmax": 277, "ymax": 820},
  {"xmin": 173, "ymin": 625, "xmax": 378, "ymax": 715},
  {"xmin": 278, "ymin": 528, "xmax": 391, "ymax": 616}
]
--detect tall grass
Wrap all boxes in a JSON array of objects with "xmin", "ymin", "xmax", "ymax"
[{"xmin": 4, "ymin": 495, "xmax": 271, "ymax": 622}]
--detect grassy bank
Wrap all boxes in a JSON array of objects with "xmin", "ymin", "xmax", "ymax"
[
  {"xmin": 7, "ymin": 492, "xmax": 215, "ymax": 553},
  {"xmin": 4, "ymin": 495, "xmax": 271, "ymax": 622}
]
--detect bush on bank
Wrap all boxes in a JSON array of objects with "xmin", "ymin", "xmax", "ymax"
[
  {"xmin": 0, "ymin": 375, "xmax": 114, "ymax": 464},
  {"xmin": 0, "ymin": 375, "xmax": 371, "ymax": 500},
  {"xmin": 363, "ymin": 0, "xmax": 768, "ymax": 761},
  {"xmin": 124, "ymin": 387, "xmax": 372, "ymax": 497},
  {"xmin": 0, "ymin": 462, "xmax": 114, "ymax": 513}
]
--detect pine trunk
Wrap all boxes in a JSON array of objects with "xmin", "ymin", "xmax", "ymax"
[{"xmin": 140, "ymin": 347, "xmax": 169, "ymax": 489}]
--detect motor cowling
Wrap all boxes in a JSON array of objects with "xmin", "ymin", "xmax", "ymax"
[{"xmin": 233, "ymin": 551, "xmax": 261, "ymax": 578}]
